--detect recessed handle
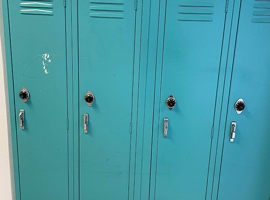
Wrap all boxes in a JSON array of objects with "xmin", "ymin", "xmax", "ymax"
[
  {"xmin": 164, "ymin": 118, "xmax": 169, "ymax": 138},
  {"xmin": 230, "ymin": 122, "xmax": 236, "ymax": 142},
  {"xmin": 84, "ymin": 113, "xmax": 88, "ymax": 133},
  {"xmin": 19, "ymin": 110, "xmax": 25, "ymax": 130}
]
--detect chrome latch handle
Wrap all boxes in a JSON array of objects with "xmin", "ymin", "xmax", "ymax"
[
  {"xmin": 84, "ymin": 113, "xmax": 88, "ymax": 133},
  {"xmin": 230, "ymin": 122, "xmax": 236, "ymax": 142},
  {"xmin": 19, "ymin": 110, "xmax": 25, "ymax": 130},
  {"xmin": 164, "ymin": 118, "xmax": 169, "ymax": 138}
]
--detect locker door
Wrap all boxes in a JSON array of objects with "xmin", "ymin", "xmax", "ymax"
[
  {"xmin": 218, "ymin": 1, "xmax": 270, "ymax": 199},
  {"xmin": 7, "ymin": 0, "xmax": 68, "ymax": 199},
  {"xmin": 78, "ymin": 1, "xmax": 136, "ymax": 199},
  {"xmin": 152, "ymin": 0, "xmax": 227, "ymax": 199}
]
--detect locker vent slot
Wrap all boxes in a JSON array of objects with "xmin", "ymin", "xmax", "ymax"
[
  {"xmin": 178, "ymin": 1, "xmax": 214, "ymax": 22},
  {"xmin": 20, "ymin": 0, "xmax": 53, "ymax": 16},
  {"xmin": 90, "ymin": 0, "xmax": 124, "ymax": 19},
  {"xmin": 252, "ymin": 0, "xmax": 270, "ymax": 23}
]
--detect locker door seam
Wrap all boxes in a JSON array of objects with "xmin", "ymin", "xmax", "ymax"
[
  {"xmin": 209, "ymin": 0, "xmax": 239, "ymax": 199},
  {"xmin": 153, "ymin": 1, "xmax": 168, "ymax": 199},
  {"xmin": 132, "ymin": 0, "xmax": 145, "ymax": 199},
  {"xmin": 139, "ymin": 1, "xmax": 153, "ymax": 199},
  {"xmin": 128, "ymin": 1, "xmax": 139, "ymax": 199},
  {"xmin": 70, "ymin": 0, "xmax": 79, "ymax": 198},
  {"xmin": 147, "ymin": 0, "xmax": 162, "ymax": 199},
  {"xmin": 216, "ymin": 0, "xmax": 243, "ymax": 199},
  {"xmin": 147, "ymin": 0, "xmax": 168, "ymax": 199},
  {"xmin": 76, "ymin": 0, "xmax": 80, "ymax": 198},
  {"xmin": 64, "ymin": 3, "xmax": 71, "ymax": 199},
  {"xmin": 204, "ymin": 0, "xmax": 230, "ymax": 198}
]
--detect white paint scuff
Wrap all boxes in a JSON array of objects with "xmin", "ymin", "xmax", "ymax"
[{"xmin": 42, "ymin": 53, "xmax": 51, "ymax": 74}]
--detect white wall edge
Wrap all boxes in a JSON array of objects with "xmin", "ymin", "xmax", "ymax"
[{"xmin": 0, "ymin": 0, "xmax": 16, "ymax": 199}]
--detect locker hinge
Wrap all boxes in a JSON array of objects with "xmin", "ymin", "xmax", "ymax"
[
  {"xmin": 225, "ymin": 0, "xmax": 229, "ymax": 13},
  {"xmin": 134, "ymin": 0, "xmax": 138, "ymax": 11},
  {"xmin": 63, "ymin": 0, "xmax": 66, "ymax": 8},
  {"xmin": 66, "ymin": 119, "xmax": 69, "ymax": 130},
  {"xmin": 211, "ymin": 126, "xmax": 214, "ymax": 138},
  {"xmin": 129, "ymin": 122, "xmax": 132, "ymax": 134}
]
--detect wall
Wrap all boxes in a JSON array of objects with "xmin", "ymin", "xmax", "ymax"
[{"xmin": 0, "ymin": 0, "xmax": 14, "ymax": 199}]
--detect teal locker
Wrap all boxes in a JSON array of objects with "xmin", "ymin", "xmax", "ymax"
[
  {"xmin": 2, "ymin": 0, "xmax": 69, "ymax": 199},
  {"xmin": 148, "ymin": 0, "xmax": 228, "ymax": 199},
  {"xmin": 78, "ymin": 0, "xmax": 137, "ymax": 199},
  {"xmin": 217, "ymin": 0, "xmax": 270, "ymax": 199},
  {"xmin": 2, "ymin": 0, "xmax": 270, "ymax": 199}
]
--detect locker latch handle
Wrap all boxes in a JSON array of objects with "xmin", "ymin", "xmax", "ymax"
[
  {"xmin": 84, "ymin": 113, "xmax": 88, "ymax": 133},
  {"xmin": 19, "ymin": 110, "xmax": 25, "ymax": 130},
  {"xmin": 164, "ymin": 118, "xmax": 169, "ymax": 138},
  {"xmin": 230, "ymin": 122, "xmax": 236, "ymax": 142}
]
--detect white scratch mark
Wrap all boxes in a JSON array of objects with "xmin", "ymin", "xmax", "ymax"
[{"xmin": 42, "ymin": 53, "xmax": 51, "ymax": 74}]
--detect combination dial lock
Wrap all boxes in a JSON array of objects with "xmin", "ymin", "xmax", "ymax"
[
  {"xmin": 166, "ymin": 95, "xmax": 176, "ymax": 110},
  {"xmin": 234, "ymin": 98, "xmax": 245, "ymax": 114},
  {"xmin": 84, "ymin": 91, "xmax": 95, "ymax": 106},
  {"xmin": 19, "ymin": 87, "xmax": 30, "ymax": 103}
]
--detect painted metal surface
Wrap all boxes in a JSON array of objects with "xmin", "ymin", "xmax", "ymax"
[
  {"xmin": 2, "ymin": 0, "xmax": 270, "ymax": 199},
  {"xmin": 217, "ymin": 0, "xmax": 270, "ymax": 199},
  {"xmin": 3, "ymin": 0, "xmax": 69, "ymax": 199},
  {"xmin": 78, "ymin": 0, "xmax": 137, "ymax": 199},
  {"xmin": 150, "ymin": 0, "xmax": 227, "ymax": 199}
]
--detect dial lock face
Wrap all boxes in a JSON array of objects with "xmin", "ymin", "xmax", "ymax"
[
  {"xmin": 166, "ymin": 95, "xmax": 176, "ymax": 110},
  {"xmin": 234, "ymin": 98, "xmax": 245, "ymax": 114},
  {"xmin": 84, "ymin": 91, "xmax": 95, "ymax": 106},
  {"xmin": 19, "ymin": 87, "xmax": 30, "ymax": 103}
]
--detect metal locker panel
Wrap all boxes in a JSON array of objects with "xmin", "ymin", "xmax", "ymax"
[
  {"xmin": 4, "ymin": 0, "xmax": 69, "ymax": 199},
  {"xmin": 78, "ymin": 0, "xmax": 136, "ymax": 199},
  {"xmin": 217, "ymin": 0, "xmax": 270, "ymax": 199},
  {"xmin": 151, "ymin": 0, "xmax": 227, "ymax": 199}
]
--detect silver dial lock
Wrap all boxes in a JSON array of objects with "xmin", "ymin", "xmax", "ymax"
[
  {"xmin": 234, "ymin": 98, "xmax": 245, "ymax": 114},
  {"xmin": 166, "ymin": 95, "xmax": 176, "ymax": 110},
  {"xmin": 84, "ymin": 91, "xmax": 95, "ymax": 106},
  {"xmin": 19, "ymin": 87, "xmax": 30, "ymax": 103}
]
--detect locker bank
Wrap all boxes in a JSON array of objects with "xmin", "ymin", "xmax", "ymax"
[{"xmin": 1, "ymin": 0, "xmax": 270, "ymax": 199}]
